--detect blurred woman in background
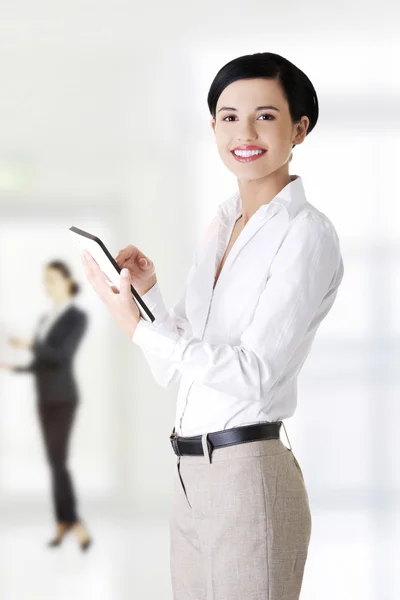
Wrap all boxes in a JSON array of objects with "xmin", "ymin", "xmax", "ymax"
[{"xmin": 0, "ymin": 260, "xmax": 91, "ymax": 551}]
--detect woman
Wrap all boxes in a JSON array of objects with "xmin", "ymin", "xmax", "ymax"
[
  {"xmin": 0, "ymin": 260, "xmax": 92, "ymax": 551},
  {"xmin": 81, "ymin": 52, "xmax": 344, "ymax": 599}
]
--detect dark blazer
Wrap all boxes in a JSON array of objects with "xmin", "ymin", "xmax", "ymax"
[{"xmin": 14, "ymin": 306, "xmax": 88, "ymax": 405}]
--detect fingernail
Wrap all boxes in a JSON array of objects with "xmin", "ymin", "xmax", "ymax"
[{"xmin": 121, "ymin": 268, "xmax": 129, "ymax": 278}]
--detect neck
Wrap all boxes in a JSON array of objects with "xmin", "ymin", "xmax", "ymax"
[
  {"xmin": 237, "ymin": 165, "xmax": 293, "ymax": 225},
  {"xmin": 53, "ymin": 296, "xmax": 71, "ymax": 309}
]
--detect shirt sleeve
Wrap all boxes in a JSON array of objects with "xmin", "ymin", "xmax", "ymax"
[
  {"xmin": 12, "ymin": 364, "xmax": 35, "ymax": 373},
  {"xmin": 132, "ymin": 214, "xmax": 343, "ymax": 400},
  {"xmin": 134, "ymin": 261, "xmax": 197, "ymax": 389}
]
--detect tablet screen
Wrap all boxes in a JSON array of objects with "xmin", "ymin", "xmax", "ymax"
[{"xmin": 69, "ymin": 226, "xmax": 155, "ymax": 323}]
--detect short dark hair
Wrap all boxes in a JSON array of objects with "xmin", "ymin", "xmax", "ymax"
[
  {"xmin": 207, "ymin": 52, "xmax": 319, "ymax": 140},
  {"xmin": 47, "ymin": 260, "xmax": 80, "ymax": 297}
]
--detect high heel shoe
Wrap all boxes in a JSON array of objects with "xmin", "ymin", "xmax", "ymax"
[
  {"xmin": 47, "ymin": 524, "xmax": 72, "ymax": 548},
  {"xmin": 70, "ymin": 521, "xmax": 93, "ymax": 552},
  {"xmin": 80, "ymin": 537, "xmax": 93, "ymax": 553}
]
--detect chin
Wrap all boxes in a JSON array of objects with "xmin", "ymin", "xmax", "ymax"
[
  {"xmin": 231, "ymin": 166, "xmax": 272, "ymax": 182},
  {"xmin": 223, "ymin": 154, "xmax": 273, "ymax": 179}
]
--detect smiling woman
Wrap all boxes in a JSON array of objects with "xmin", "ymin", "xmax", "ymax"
[
  {"xmin": 208, "ymin": 52, "xmax": 319, "ymax": 197},
  {"xmin": 81, "ymin": 51, "xmax": 343, "ymax": 600}
]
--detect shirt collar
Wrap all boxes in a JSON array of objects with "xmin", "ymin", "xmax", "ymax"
[
  {"xmin": 217, "ymin": 175, "xmax": 307, "ymax": 223},
  {"xmin": 53, "ymin": 298, "xmax": 74, "ymax": 316}
]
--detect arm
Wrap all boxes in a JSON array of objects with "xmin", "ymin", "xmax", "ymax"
[
  {"xmin": 8, "ymin": 316, "xmax": 46, "ymax": 373},
  {"xmin": 12, "ymin": 364, "xmax": 35, "ymax": 373},
  {"xmin": 132, "ymin": 214, "xmax": 343, "ymax": 400},
  {"xmin": 8, "ymin": 337, "xmax": 34, "ymax": 351},
  {"xmin": 136, "ymin": 261, "xmax": 196, "ymax": 388},
  {"xmin": 31, "ymin": 312, "xmax": 88, "ymax": 366},
  {"xmin": 0, "ymin": 363, "xmax": 32, "ymax": 373},
  {"xmin": 133, "ymin": 215, "xmax": 220, "ymax": 388}
]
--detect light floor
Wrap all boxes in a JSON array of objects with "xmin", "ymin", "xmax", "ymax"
[{"xmin": 0, "ymin": 503, "xmax": 397, "ymax": 600}]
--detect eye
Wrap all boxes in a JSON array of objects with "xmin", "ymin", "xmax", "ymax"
[{"xmin": 221, "ymin": 113, "xmax": 276, "ymax": 122}]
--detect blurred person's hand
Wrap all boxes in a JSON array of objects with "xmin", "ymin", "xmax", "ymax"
[
  {"xmin": 115, "ymin": 246, "xmax": 157, "ymax": 296},
  {"xmin": 0, "ymin": 363, "xmax": 13, "ymax": 371},
  {"xmin": 8, "ymin": 337, "xmax": 33, "ymax": 350},
  {"xmin": 82, "ymin": 250, "xmax": 141, "ymax": 338}
]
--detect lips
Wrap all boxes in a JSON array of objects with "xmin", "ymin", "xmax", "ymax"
[
  {"xmin": 231, "ymin": 145, "xmax": 267, "ymax": 163},
  {"xmin": 232, "ymin": 145, "xmax": 266, "ymax": 151}
]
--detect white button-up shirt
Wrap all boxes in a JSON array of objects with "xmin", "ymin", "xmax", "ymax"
[{"xmin": 132, "ymin": 175, "xmax": 344, "ymax": 436}]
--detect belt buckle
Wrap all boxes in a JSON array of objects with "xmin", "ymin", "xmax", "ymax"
[{"xmin": 169, "ymin": 431, "xmax": 181, "ymax": 456}]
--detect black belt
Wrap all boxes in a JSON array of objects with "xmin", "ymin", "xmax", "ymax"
[{"xmin": 169, "ymin": 421, "xmax": 282, "ymax": 457}]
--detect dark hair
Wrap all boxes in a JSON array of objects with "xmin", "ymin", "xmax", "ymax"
[
  {"xmin": 207, "ymin": 52, "xmax": 319, "ymax": 144},
  {"xmin": 47, "ymin": 260, "xmax": 80, "ymax": 297}
]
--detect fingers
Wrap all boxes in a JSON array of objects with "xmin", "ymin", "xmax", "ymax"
[
  {"xmin": 115, "ymin": 256, "xmax": 127, "ymax": 269},
  {"xmin": 138, "ymin": 258, "xmax": 147, "ymax": 271},
  {"xmin": 116, "ymin": 256, "xmax": 152, "ymax": 276},
  {"xmin": 119, "ymin": 268, "xmax": 132, "ymax": 302},
  {"xmin": 115, "ymin": 245, "xmax": 138, "ymax": 263},
  {"xmin": 138, "ymin": 257, "xmax": 150, "ymax": 269},
  {"xmin": 115, "ymin": 246, "xmax": 153, "ymax": 271},
  {"xmin": 82, "ymin": 251, "xmax": 113, "ymax": 302},
  {"xmin": 119, "ymin": 269, "xmax": 140, "ymax": 322}
]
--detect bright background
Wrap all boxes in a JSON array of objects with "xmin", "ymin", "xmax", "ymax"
[{"xmin": 0, "ymin": 1, "xmax": 399, "ymax": 598}]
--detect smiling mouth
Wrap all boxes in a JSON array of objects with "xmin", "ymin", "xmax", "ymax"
[{"xmin": 231, "ymin": 149, "xmax": 267, "ymax": 162}]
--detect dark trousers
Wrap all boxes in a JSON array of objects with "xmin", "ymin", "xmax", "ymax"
[{"xmin": 37, "ymin": 402, "xmax": 79, "ymax": 525}]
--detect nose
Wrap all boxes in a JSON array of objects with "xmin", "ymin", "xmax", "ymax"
[{"xmin": 236, "ymin": 120, "xmax": 258, "ymax": 142}]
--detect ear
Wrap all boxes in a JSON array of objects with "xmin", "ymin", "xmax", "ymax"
[
  {"xmin": 292, "ymin": 116, "xmax": 309, "ymax": 146},
  {"xmin": 210, "ymin": 118, "xmax": 216, "ymax": 134}
]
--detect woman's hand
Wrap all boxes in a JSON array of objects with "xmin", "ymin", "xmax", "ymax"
[
  {"xmin": 115, "ymin": 245, "xmax": 157, "ymax": 296},
  {"xmin": 8, "ymin": 337, "xmax": 33, "ymax": 350},
  {"xmin": 81, "ymin": 250, "xmax": 141, "ymax": 338}
]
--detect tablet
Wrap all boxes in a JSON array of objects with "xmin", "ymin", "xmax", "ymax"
[{"xmin": 69, "ymin": 226, "xmax": 155, "ymax": 323}]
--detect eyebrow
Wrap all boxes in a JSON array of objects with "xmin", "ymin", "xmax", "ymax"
[{"xmin": 217, "ymin": 105, "xmax": 280, "ymax": 114}]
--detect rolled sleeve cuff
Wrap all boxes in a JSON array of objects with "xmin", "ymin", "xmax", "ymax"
[
  {"xmin": 140, "ymin": 282, "xmax": 169, "ymax": 323},
  {"xmin": 131, "ymin": 318, "xmax": 180, "ymax": 360}
]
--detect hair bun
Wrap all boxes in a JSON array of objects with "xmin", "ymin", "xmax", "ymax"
[{"xmin": 70, "ymin": 281, "xmax": 80, "ymax": 296}]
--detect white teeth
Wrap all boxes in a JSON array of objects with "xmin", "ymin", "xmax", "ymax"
[{"xmin": 233, "ymin": 149, "xmax": 265, "ymax": 157}]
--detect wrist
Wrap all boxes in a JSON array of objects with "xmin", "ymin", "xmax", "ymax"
[
  {"xmin": 140, "ymin": 276, "xmax": 157, "ymax": 296},
  {"xmin": 130, "ymin": 316, "xmax": 141, "ymax": 337}
]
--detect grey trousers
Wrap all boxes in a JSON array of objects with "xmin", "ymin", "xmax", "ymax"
[{"xmin": 169, "ymin": 437, "xmax": 312, "ymax": 600}]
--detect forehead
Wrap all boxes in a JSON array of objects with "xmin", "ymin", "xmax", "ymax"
[
  {"xmin": 46, "ymin": 267, "xmax": 62, "ymax": 277},
  {"xmin": 216, "ymin": 78, "xmax": 287, "ymax": 110}
]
